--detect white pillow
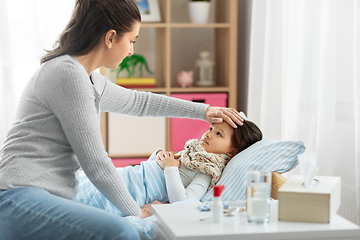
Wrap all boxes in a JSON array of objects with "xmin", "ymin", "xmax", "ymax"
[{"xmin": 200, "ymin": 113, "xmax": 305, "ymax": 201}]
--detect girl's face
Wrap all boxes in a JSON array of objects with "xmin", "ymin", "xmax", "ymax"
[
  {"xmin": 107, "ymin": 21, "xmax": 140, "ymax": 70},
  {"xmin": 200, "ymin": 122, "xmax": 236, "ymax": 156}
]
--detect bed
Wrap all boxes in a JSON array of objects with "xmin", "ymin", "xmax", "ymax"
[{"xmin": 73, "ymin": 134, "xmax": 305, "ymax": 239}]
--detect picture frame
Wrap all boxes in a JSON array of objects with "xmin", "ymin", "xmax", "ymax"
[{"xmin": 135, "ymin": 0, "xmax": 161, "ymax": 22}]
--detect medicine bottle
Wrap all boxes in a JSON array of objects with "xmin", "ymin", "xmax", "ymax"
[{"xmin": 212, "ymin": 185, "xmax": 225, "ymax": 223}]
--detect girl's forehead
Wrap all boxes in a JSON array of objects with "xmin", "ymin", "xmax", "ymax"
[{"xmin": 212, "ymin": 122, "xmax": 234, "ymax": 134}]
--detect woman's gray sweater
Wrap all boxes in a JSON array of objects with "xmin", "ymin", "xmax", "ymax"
[{"xmin": 0, "ymin": 55, "xmax": 208, "ymax": 217}]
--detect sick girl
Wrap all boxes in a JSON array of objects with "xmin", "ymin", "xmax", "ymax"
[{"xmin": 74, "ymin": 120, "xmax": 262, "ymax": 218}]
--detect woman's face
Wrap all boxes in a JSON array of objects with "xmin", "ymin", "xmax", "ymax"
[
  {"xmin": 200, "ymin": 122, "xmax": 236, "ymax": 156},
  {"xmin": 107, "ymin": 21, "xmax": 140, "ymax": 70}
]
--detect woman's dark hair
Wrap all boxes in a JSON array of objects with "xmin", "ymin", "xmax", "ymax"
[
  {"xmin": 231, "ymin": 120, "xmax": 263, "ymax": 156},
  {"xmin": 41, "ymin": 0, "xmax": 141, "ymax": 64}
]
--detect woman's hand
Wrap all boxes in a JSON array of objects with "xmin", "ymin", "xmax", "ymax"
[
  {"xmin": 205, "ymin": 107, "xmax": 243, "ymax": 128},
  {"xmin": 156, "ymin": 151, "xmax": 181, "ymax": 169},
  {"xmin": 141, "ymin": 200, "xmax": 167, "ymax": 218}
]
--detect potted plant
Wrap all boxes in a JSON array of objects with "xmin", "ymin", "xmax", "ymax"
[
  {"xmin": 112, "ymin": 54, "xmax": 156, "ymax": 88},
  {"xmin": 188, "ymin": 0, "xmax": 211, "ymax": 24},
  {"xmin": 113, "ymin": 54, "xmax": 153, "ymax": 78}
]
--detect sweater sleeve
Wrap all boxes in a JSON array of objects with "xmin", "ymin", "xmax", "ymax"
[
  {"xmin": 99, "ymin": 78, "xmax": 209, "ymax": 119},
  {"xmin": 164, "ymin": 166, "xmax": 211, "ymax": 203},
  {"xmin": 37, "ymin": 61, "xmax": 141, "ymax": 217}
]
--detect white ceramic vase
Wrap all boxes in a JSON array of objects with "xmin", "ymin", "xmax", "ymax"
[{"xmin": 188, "ymin": 1, "xmax": 211, "ymax": 24}]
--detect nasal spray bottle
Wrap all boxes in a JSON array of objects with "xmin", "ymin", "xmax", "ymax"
[{"xmin": 212, "ymin": 185, "xmax": 225, "ymax": 223}]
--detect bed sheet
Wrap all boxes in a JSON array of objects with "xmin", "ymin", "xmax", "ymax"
[
  {"xmin": 74, "ymin": 161, "xmax": 168, "ymax": 216},
  {"xmin": 73, "ymin": 161, "xmax": 199, "ymax": 239}
]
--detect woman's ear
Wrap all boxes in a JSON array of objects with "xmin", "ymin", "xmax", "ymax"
[{"xmin": 104, "ymin": 30, "xmax": 117, "ymax": 49}]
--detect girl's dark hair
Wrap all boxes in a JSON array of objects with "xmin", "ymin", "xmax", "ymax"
[
  {"xmin": 41, "ymin": 0, "xmax": 141, "ymax": 64},
  {"xmin": 231, "ymin": 120, "xmax": 263, "ymax": 156}
]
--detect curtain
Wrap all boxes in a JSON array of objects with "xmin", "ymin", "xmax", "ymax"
[
  {"xmin": 0, "ymin": 0, "xmax": 74, "ymax": 144},
  {"xmin": 248, "ymin": 0, "xmax": 360, "ymax": 224}
]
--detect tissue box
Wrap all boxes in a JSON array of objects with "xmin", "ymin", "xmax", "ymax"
[{"xmin": 278, "ymin": 175, "xmax": 341, "ymax": 223}]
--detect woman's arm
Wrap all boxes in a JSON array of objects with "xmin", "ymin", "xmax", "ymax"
[
  {"xmin": 100, "ymin": 78, "xmax": 208, "ymax": 120},
  {"xmin": 141, "ymin": 200, "xmax": 167, "ymax": 218},
  {"xmin": 99, "ymin": 77, "xmax": 243, "ymax": 127}
]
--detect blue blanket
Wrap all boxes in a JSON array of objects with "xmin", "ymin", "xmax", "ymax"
[
  {"xmin": 74, "ymin": 161, "xmax": 168, "ymax": 216},
  {"xmin": 73, "ymin": 161, "xmax": 199, "ymax": 239}
]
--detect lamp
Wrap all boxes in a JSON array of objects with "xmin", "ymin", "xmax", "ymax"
[{"xmin": 196, "ymin": 51, "xmax": 214, "ymax": 87}]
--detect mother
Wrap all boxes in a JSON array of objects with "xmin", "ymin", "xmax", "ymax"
[{"xmin": 0, "ymin": 0, "xmax": 243, "ymax": 239}]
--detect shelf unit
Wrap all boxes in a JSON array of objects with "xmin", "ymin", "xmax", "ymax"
[{"xmin": 100, "ymin": 0, "xmax": 238, "ymax": 159}]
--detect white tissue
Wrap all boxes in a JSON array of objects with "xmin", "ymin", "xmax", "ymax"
[{"xmin": 298, "ymin": 152, "xmax": 319, "ymax": 189}]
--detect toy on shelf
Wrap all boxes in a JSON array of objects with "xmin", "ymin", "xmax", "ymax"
[
  {"xmin": 113, "ymin": 54, "xmax": 156, "ymax": 88},
  {"xmin": 175, "ymin": 70, "xmax": 194, "ymax": 88}
]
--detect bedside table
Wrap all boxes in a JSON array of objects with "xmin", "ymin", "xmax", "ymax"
[{"xmin": 152, "ymin": 201, "xmax": 360, "ymax": 240}]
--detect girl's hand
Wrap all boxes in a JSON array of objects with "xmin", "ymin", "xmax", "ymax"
[
  {"xmin": 156, "ymin": 151, "xmax": 181, "ymax": 169},
  {"xmin": 205, "ymin": 107, "xmax": 244, "ymax": 128}
]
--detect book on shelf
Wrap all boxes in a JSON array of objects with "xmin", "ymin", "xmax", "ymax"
[
  {"xmin": 116, "ymin": 78, "xmax": 156, "ymax": 85},
  {"xmin": 119, "ymin": 84, "xmax": 157, "ymax": 88}
]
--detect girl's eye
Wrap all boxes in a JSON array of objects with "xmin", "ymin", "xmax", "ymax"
[
  {"xmin": 217, "ymin": 132, "xmax": 222, "ymax": 137},
  {"xmin": 131, "ymin": 41, "xmax": 136, "ymax": 44},
  {"xmin": 209, "ymin": 127, "xmax": 213, "ymax": 131}
]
